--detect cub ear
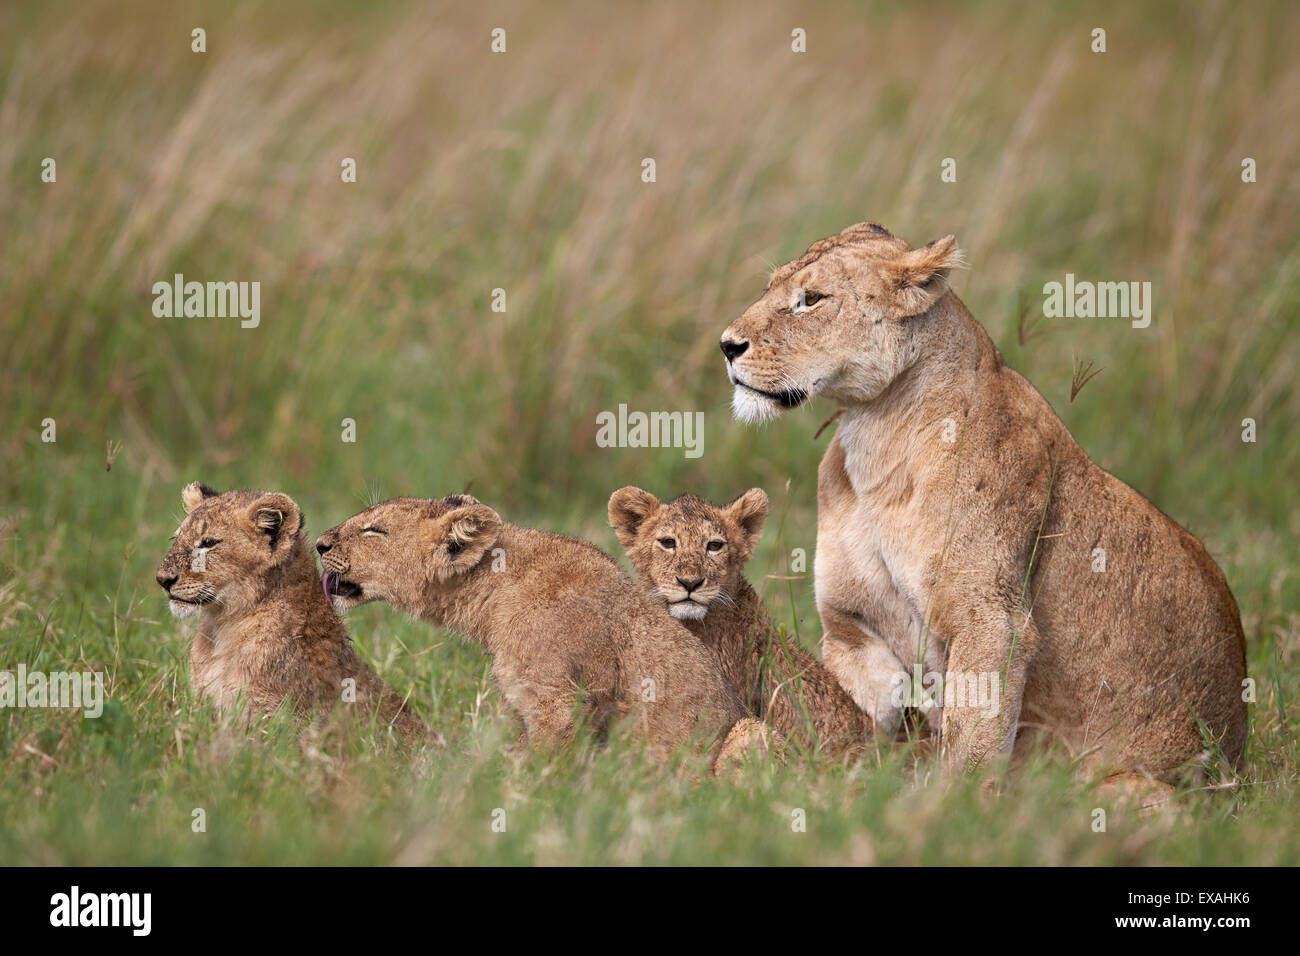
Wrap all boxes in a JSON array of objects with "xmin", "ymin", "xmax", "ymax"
[
  {"xmin": 182, "ymin": 481, "xmax": 219, "ymax": 514},
  {"xmin": 879, "ymin": 234, "xmax": 964, "ymax": 316},
  {"xmin": 441, "ymin": 493, "xmax": 481, "ymax": 507},
  {"xmin": 426, "ymin": 504, "xmax": 502, "ymax": 581},
  {"xmin": 608, "ymin": 487, "xmax": 661, "ymax": 550},
  {"xmin": 247, "ymin": 492, "xmax": 303, "ymax": 553},
  {"xmin": 725, "ymin": 487, "xmax": 769, "ymax": 557},
  {"xmin": 839, "ymin": 221, "xmax": 893, "ymax": 239}
]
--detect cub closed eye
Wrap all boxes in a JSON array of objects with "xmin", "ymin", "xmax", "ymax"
[
  {"xmin": 658, "ymin": 537, "xmax": 676, "ymax": 550},
  {"xmin": 198, "ymin": 537, "xmax": 220, "ymax": 549},
  {"xmin": 706, "ymin": 540, "xmax": 725, "ymax": 553},
  {"xmin": 362, "ymin": 527, "xmax": 387, "ymax": 536}
]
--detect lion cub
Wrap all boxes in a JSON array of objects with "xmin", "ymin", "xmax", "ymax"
[
  {"xmin": 156, "ymin": 482, "xmax": 427, "ymax": 744},
  {"xmin": 316, "ymin": 495, "xmax": 763, "ymax": 767},
  {"xmin": 609, "ymin": 486, "xmax": 874, "ymax": 757}
]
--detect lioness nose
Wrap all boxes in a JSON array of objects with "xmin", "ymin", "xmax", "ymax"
[
  {"xmin": 719, "ymin": 338, "xmax": 749, "ymax": 361},
  {"xmin": 677, "ymin": 576, "xmax": 704, "ymax": 593},
  {"xmin": 315, "ymin": 540, "xmax": 331, "ymax": 555},
  {"xmin": 157, "ymin": 573, "xmax": 177, "ymax": 591}
]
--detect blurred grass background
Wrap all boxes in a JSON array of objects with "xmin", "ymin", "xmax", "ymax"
[{"xmin": 1, "ymin": 0, "xmax": 1297, "ymax": 863}]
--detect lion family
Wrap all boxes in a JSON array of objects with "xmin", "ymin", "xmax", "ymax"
[{"xmin": 158, "ymin": 222, "xmax": 1248, "ymax": 787}]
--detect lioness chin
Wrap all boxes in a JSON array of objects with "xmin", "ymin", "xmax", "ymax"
[{"xmin": 720, "ymin": 221, "xmax": 1248, "ymax": 781}]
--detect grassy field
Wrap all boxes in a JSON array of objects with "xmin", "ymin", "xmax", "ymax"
[{"xmin": 1, "ymin": 0, "xmax": 1298, "ymax": 864}]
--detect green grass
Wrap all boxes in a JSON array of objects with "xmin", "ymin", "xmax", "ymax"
[{"xmin": 1, "ymin": 0, "xmax": 1297, "ymax": 864}]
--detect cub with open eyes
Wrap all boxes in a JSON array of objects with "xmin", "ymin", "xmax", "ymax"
[
  {"xmin": 609, "ymin": 486, "xmax": 874, "ymax": 757},
  {"xmin": 155, "ymin": 482, "xmax": 428, "ymax": 744},
  {"xmin": 316, "ymin": 495, "xmax": 767, "ymax": 767}
]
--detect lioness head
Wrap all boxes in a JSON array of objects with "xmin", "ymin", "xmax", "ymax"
[
  {"xmin": 315, "ymin": 495, "xmax": 501, "ymax": 613},
  {"xmin": 608, "ymin": 486, "xmax": 767, "ymax": 621},
  {"xmin": 156, "ymin": 482, "xmax": 306, "ymax": 619},
  {"xmin": 719, "ymin": 222, "xmax": 964, "ymax": 422}
]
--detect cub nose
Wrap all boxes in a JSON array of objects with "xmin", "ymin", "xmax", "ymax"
[
  {"xmin": 157, "ymin": 573, "xmax": 178, "ymax": 591},
  {"xmin": 719, "ymin": 338, "xmax": 749, "ymax": 361},
  {"xmin": 677, "ymin": 576, "xmax": 704, "ymax": 593},
  {"xmin": 315, "ymin": 540, "xmax": 331, "ymax": 555}
]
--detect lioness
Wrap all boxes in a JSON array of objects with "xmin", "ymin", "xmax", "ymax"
[
  {"xmin": 719, "ymin": 222, "xmax": 1248, "ymax": 781},
  {"xmin": 156, "ymin": 482, "xmax": 428, "ymax": 744},
  {"xmin": 609, "ymin": 485, "xmax": 874, "ymax": 756},
  {"xmin": 316, "ymin": 495, "xmax": 765, "ymax": 768}
]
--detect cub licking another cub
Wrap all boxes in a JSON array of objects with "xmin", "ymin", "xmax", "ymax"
[
  {"xmin": 316, "ymin": 494, "xmax": 776, "ymax": 770},
  {"xmin": 609, "ymin": 485, "xmax": 875, "ymax": 757},
  {"xmin": 155, "ymin": 482, "xmax": 428, "ymax": 744}
]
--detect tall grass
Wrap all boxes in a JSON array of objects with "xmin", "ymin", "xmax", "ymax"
[{"xmin": 1, "ymin": 0, "xmax": 1297, "ymax": 863}]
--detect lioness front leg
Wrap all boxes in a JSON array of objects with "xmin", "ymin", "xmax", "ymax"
[
  {"xmin": 939, "ymin": 607, "xmax": 1039, "ymax": 774},
  {"xmin": 819, "ymin": 605, "xmax": 909, "ymax": 733}
]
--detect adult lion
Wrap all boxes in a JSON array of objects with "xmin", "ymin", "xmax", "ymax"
[{"xmin": 719, "ymin": 221, "xmax": 1247, "ymax": 782}]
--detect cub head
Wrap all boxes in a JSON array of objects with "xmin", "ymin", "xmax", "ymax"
[
  {"xmin": 315, "ymin": 495, "xmax": 501, "ymax": 613},
  {"xmin": 156, "ymin": 482, "xmax": 306, "ymax": 619},
  {"xmin": 719, "ymin": 222, "xmax": 964, "ymax": 422},
  {"xmin": 608, "ymin": 486, "xmax": 768, "ymax": 622}
]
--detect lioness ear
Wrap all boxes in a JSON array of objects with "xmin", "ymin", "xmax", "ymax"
[
  {"xmin": 879, "ymin": 234, "xmax": 963, "ymax": 315},
  {"xmin": 608, "ymin": 487, "xmax": 660, "ymax": 550},
  {"xmin": 427, "ymin": 504, "xmax": 501, "ymax": 581},
  {"xmin": 725, "ymin": 488, "xmax": 768, "ymax": 557},
  {"xmin": 182, "ymin": 481, "xmax": 219, "ymax": 514},
  {"xmin": 247, "ymin": 493, "xmax": 302, "ymax": 553}
]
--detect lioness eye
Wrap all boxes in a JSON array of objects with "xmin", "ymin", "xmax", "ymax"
[
  {"xmin": 362, "ymin": 526, "xmax": 386, "ymax": 536},
  {"xmin": 801, "ymin": 291, "xmax": 826, "ymax": 307},
  {"xmin": 658, "ymin": 537, "xmax": 676, "ymax": 550},
  {"xmin": 198, "ymin": 537, "xmax": 220, "ymax": 549},
  {"xmin": 706, "ymin": 540, "xmax": 725, "ymax": 553}
]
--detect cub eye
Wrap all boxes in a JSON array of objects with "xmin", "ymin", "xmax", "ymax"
[
  {"xmin": 657, "ymin": 537, "xmax": 676, "ymax": 550},
  {"xmin": 198, "ymin": 537, "xmax": 220, "ymax": 549},
  {"xmin": 362, "ymin": 527, "xmax": 386, "ymax": 536},
  {"xmin": 706, "ymin": 540, "xmax": 725, "ymax": 553}
]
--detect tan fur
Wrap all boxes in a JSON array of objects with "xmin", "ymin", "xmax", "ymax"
[
  {"xmin": 720, "ymin": 222, "xmax": 1248, "ymax": 780},
  {"xmin": 156, "ymin": 482, "xmax": 428, "ymax": 746},
  {"xmin": 609, "ymin": 485, "xmax": 874, "ymax": 756},
  {"xmin": 316, "ymin": 495, "xmax": 757, "ymax": 770},
  {"xmin": 713, "ymin": 717, "xmax": 784, "ymax": 775}
]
